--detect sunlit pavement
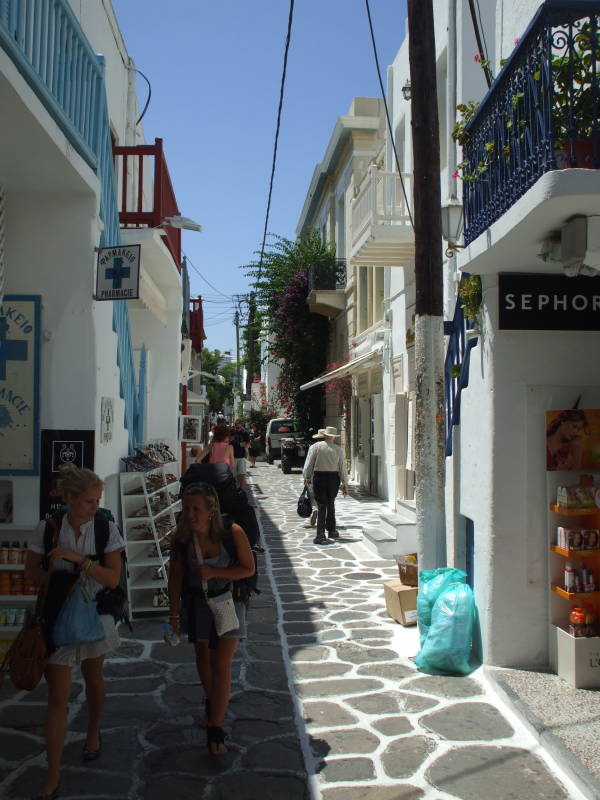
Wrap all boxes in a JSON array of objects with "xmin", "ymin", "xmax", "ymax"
[{"xmin": 0, "ymin": 462, "xmax": 588, "ymax": 799}]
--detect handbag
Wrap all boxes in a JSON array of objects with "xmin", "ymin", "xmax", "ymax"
[
  {"xmin": 297, "ymin": 485, "xmax": 312, "ymax": 518},
  {"xmin": 0, "ymin": 589, "xmax": 48, "ymax": 691},
  {"xmin": 192, "ymin": 535, "xmax": 239, "ymax": 637},
  {"xmin": 52, "ymin": 583, "xmax": 105, "ymax": 648}
]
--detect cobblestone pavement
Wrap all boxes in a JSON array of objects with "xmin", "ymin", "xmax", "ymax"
[{"xmin": 0, "ymin": 462, "xmax": 590, "ymax": 799}]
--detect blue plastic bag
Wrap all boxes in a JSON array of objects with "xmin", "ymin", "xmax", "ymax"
[
  {"xmin": 417, "ymin": 567, "xmax": 466, "ymax": 646},
  {"xmin": 414, "ymin": 582, "xmax": 478, "ymax": 676},
  {"xmin": 53, "ymin": 584, "xmax": 105, "ymax": 648}
]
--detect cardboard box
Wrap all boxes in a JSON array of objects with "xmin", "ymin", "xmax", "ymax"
[
  {"xmin": 550, "ymin": 624, "xmax": 600, "ymax": 689},
  {"xmin": 396, "ymin": 553, "xmax": 418, "ymax": 586},
  {"xmin": 383, "ymin": 580, "xmax": 418, "ymax": 626}
]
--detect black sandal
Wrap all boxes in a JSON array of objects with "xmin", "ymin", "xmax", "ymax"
[{"xmin": 206, "ymin": 725, "xmax": 227, "ymax": 755}]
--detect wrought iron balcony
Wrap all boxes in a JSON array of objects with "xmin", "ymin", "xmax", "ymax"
[
  {"xmin": 307, "ymin": 259, "xmax": 346, "ymax": 291},
  {"xmin": 462, "ymin": 0, "xmax": 600, "ymax": 246},
  {"xmin": 350, "ymin": 166, "xmax": 414, "ymax": 267},
  {"xmin": 113, "ymin": 138, "xmax": 182, "ymax": 269}
]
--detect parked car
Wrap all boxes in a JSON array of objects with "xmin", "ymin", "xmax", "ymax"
[{"xmin": 265, "ymin": 418, "xmax": 295, "ymax": 464}]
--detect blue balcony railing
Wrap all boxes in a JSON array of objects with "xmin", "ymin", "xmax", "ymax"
[
  {"xmin": 462, "ymin": 0, "xmax": 600, "ymax": 245},
  {"xmin": 444, "ymin": 301, "xmax": 478, "ymax": 457},
  {"xmin": 0, "ymin": 1, "xmax": 141, "ymax": 451}
]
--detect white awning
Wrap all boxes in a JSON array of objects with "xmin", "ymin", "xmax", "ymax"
[{"xmin": 300, "ymin": 345, "xmax": 383, "ymax": 391}]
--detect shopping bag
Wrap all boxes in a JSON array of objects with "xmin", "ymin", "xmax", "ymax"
[
  {"xmin": 414, "ymin": 582, "xmax": 480, "ymax": 676},
  {"xmin": 296, "ymin": 486, "xmax": 312, "ymax": 518},
  {"xmin": 206, "ymin": 591, "xmax": 240, "ymax": 636},
  {"xmin": 417, "ymin": 567, "xmax": 466, "ymax": 646},
  {"xmin": 53, "ymin": 584, "xmax": 105, "ymax": 648}
]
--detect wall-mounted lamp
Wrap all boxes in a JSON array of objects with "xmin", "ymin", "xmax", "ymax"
[
  {"xmin": 162, "ymin": 215, "xmax": 203, "ymax": 233},
  {"xmin": 401, "ymin": 80, "xmax": 411, "ymax": 101},
  {"xmin": 441, "ymin": 198, "xmax": 464, "ymax": 258}
]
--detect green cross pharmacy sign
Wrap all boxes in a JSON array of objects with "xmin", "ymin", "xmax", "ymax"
[{"xmin": 95, "ymin": 244, "xmax": 141, "ymax": 300}]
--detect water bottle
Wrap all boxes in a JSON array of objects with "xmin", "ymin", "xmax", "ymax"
[{"xmin": 162, "ymin": 623, "xmax": 180, "ymax": 647}]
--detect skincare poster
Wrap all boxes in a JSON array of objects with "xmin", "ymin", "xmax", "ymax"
[{"xmin": 546, "ymin": 409, "xmax": 600, "ymax": 471}]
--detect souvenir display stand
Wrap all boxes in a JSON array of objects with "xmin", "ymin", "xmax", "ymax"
[
  {"xmin": 548, "ymin": 473, "xmax": 600, "ymax": 689},
  {"xmin": 119, "ymin": 461, "xmax": 180, "ymax": 616},
  {"xmin": 0, "ymin": 523, "xmax": 37, "ymax": 665}
]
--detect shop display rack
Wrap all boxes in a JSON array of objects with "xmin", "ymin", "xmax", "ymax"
[
  {"xmin": 120, "ymin": 461, "xmax": 180, "ymax": 617},
  {"xmin": 0, "ymin": 524, "xmax": 36, "ymax": 643},
  {"xmin": 548, "ymin": 494, "xmax": 600, "ymax": 689}
]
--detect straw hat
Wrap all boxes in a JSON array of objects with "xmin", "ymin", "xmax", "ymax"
[
  {"xmin": 312, "ymin": 428, "xmax": 325, "ymax": 439},
  {"xmin": 322, "ymin": 426, "xmax": 340, "ymax": 437}
]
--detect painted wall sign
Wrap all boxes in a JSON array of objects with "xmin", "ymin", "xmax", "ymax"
[
  {"xmin": 39, "ymin": 429, "xmax": 95, "ymax": 518},
  {"xmin": 100, "ymin": 397, "xmax": 114, "ymax": 444},
  {"xmin": 95, "ymin": 244, "xmax": 141, "ymax": 300},
  {"xmin": 499, "ymin": 273, "xmax": 600, "ymax": 330},
  {"xmin": 0, "ymin": 295, "xmax": 41, "ymax": 475}
]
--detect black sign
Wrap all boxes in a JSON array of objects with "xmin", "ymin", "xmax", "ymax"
[
  {"xmin": 39, "ymin": 429, "xmax": 95, "ymax": 518},
  {"xmin": 499, "ymin": 273, "xmax": 600, "ymax": 330}
]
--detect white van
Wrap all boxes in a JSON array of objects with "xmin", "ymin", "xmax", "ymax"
[{"xmin": 265, "ymin": 418, "xmax": 295, "ymax": 464}]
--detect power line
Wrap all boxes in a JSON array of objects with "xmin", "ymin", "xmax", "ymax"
[
  {"xmin": 255, "ymin": 0, "xmax": 295, "ymax": 283},
  {"xmin": 364, "ymin": 0, "xmax": 414, "ymax": 231},
  {"xmin": 183, "ymin": 250, "xmax": 233, "ymax": 300}
]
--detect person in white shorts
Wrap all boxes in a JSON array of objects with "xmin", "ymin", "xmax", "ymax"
[{"xmin": 25, "ymin": 464, "xmax": 124, "ymax": 800}]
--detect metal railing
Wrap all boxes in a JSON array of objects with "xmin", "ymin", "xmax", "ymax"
[
  {"xmin": 307, "ymin": 259, "xmax": 346, "ymax": 291},
  {"xmin": 0, "ymin": 0, "xmax": 103, "ymax": 169},
  {"xmin": 444, "ymin": 299, "xmax": 478, "ymax": 457},
  {"xmin": 113, "ymin": 138, "xmax": 182, "ymax": 268},
  {"xmin": 351, "ymin": 166, "xmax": 413, "ymax": 248},
  {"xmin": 0, "ymin": 2, "xmax": 142, "ymax": 450},
  {"xmin": 462, "ymin": 0, "xmax": 600, "ymax": 245}
]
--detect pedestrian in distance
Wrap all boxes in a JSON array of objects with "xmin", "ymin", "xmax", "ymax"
[
  {"xmin": 230, "ymin": 419, "xmax": 250, "ymax": 490},
  {"xmin": 248, "ymin": 423, "xmax": 262, "ymax": 468},
  {"xmin": 24, "ymin": 465, "xmax": 124, "ymax": 800},
  {"xmin": 308, "ymin": 429, "xmax": 325, "ymax": 526},
  {"xmin": 303, "ymin": 426, "xmax": 348, "ymax": 545},
  {"xmin": 167, "ymin": 483, "xmax": 255, "ymax": 756},
  {"xmin": 196, "ymin": 424, "xmax": 235, "ymax": 470}
]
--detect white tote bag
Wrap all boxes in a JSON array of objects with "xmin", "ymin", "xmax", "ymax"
[{"xmin": 193, "ymin": 536, "xmax": 239, "ymax": 636}]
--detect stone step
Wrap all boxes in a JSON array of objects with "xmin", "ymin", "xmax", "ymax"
[{"xmin": 362, "ymin": 528, "xmax": 398, "ymax": 559}]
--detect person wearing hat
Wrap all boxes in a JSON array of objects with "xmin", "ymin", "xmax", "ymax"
[
  {"xmin": 307, "ymin": 430, "xmax": 325, "ymax": 527},
  {"xmin": 303, "ymin": 426, "xmax": 348, "ymax": 544}
]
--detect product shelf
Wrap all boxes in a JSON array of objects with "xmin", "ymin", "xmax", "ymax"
[
  {"xmin": 124, "ymin": 498, "xmax": 180, "ymax": 523},
  {"xmin": 130, "ymin": 579, "xmax": 167, "ymax": 590},
  {"xmin": 0, "ymin": 595, "xmax": 36, "ymax": 603},
  {"xmin": 551, "ymin": 585, "xmax": 600, "ymax": 600},
  {"xmin": 131, "ymin": 605, "xmax": 168, "ymax": 613},
  {"xmin": 551, "ymin": 546, "xmax": 600, "ymax": 558},
  {"xmin": 128, "ymin": 557, "xmax": 168, "ymax": 568},
  {"xmin": 0, "ymin": 564, "xmax": 24, "ymax": 571},
  {"xmin": 549, "ymin": 505, "xmax": 600, "ymax": 516}
]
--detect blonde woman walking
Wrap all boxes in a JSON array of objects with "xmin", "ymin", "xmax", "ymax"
[{"xmin": 25, "ymin": 465, "xmax": 124, "ymax": 800}]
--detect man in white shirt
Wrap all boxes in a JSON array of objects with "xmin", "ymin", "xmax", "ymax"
[{"xmin": 303, "ymin": 426, "xmax": 348, "ymax": 545}]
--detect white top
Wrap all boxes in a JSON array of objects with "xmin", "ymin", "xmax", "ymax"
[
  {"xmin": 29, "ymin": 516, "xmax": 124, "ymax": 598},
  {"xmin": 303, "ymin": 439, "xmax": 346, "ymax": 483}
]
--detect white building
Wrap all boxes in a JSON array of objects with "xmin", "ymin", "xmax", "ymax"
[{"xmin": 0, "ymin": 0, "xmax": 184, "ymax": 521}]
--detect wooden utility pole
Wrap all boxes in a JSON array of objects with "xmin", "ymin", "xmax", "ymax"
[
  {"xmin": 408, "ymin": 0, "xmax": 446, "ymax": 570},
  {"xmin": 245, "ymin": 293, "xmax": 257, "ymax": 398}
]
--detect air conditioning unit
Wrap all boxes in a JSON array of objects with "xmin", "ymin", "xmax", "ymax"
[{"xmin": 561, "ymin": 215, "xmax": 600, "ymax": 275}]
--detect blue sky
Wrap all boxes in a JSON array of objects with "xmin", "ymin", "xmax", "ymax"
[{"xmin": 112, "ymin": 0, "xmax": 407, "ymax": 352}]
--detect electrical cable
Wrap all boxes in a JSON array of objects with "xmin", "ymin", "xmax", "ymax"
[
  {"xmin": 364, "ymin": 0, "xmax": 414, "ymax": 231},
  {"xmin": 474, "ymin": 0, "xmax": 491, "ymax": 71},
  {"xmin": 183, "ymin": 250, "xmax": 233, "ymax": 300},
  {"xmin": 135, "ymin": 69, "xmax": 152, "ymax": 125},
  {"xmin": 255, "ymin": 0, "xmax": 295, "ymax": 283}
]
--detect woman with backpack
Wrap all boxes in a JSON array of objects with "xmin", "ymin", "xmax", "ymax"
[
  {"xmin": 195, "ymin": 423, "xmax": 235, "ymax": 469},
  {"xmin": 167, "ymin": 483, "xmax": 255, "ymax": 756},
  {"xmin": 24, "ymin": 464, "xmax": 124, "ymax": 800}
]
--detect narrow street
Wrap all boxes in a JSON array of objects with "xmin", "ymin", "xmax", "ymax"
[{"xmin": 0, "ymin": 463, "xmax": 587, "ymax": 800}]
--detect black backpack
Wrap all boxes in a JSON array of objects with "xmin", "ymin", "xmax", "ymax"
[
  {"xmin": 221, "ymin": 515, "xmax": 260, "ymax": 603},
  {"xmin": 44, "ymin": 509, "xmax": 132, "ymax": 631}
]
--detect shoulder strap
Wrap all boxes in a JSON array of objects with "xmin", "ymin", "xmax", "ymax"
[
  {"xmin": 43, "ymin": 513, "xmax": 63, "ymax": 570},
  {"xmin": 93, "ymin": 515, "xmax": 110, "ymax": 566},
  {"xmin": 221, "ymin": 515, "xmax": 236, "ymax": 561}
]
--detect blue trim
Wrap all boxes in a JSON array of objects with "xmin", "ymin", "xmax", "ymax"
[{"xmin": 0, "ymin": 294, "xmax": 41, "ymax": 476}]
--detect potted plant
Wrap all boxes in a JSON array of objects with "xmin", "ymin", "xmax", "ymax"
[{"xmin": 458, "ymin": 275, "xmax": 482, "ymax": 322}]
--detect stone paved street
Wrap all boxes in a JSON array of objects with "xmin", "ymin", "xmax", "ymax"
[{"xmin": 0, "ymin": 462, "xmax": 591, "ymax": 799}]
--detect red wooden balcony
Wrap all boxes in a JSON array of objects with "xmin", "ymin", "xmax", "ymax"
[{"xmin": 113, "ymin": 137, "xmax": 181, "ymax": 270}]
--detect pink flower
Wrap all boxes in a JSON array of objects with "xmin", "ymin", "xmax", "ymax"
[
  {"xmin": 474, "ymin": 53, "xmax": 481, "ymax": 63},
  {"xmin": 452, "ymin": 170, "xmax": 459, "ymax": 179},
  {"xmin": 514, "ymin": 37, "xmax": 520, "ymax": 46}
]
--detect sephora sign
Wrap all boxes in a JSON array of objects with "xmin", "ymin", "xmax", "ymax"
[{"xmin": 499, "ymin": 273, "xmax": 600, "ymax": 330}]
